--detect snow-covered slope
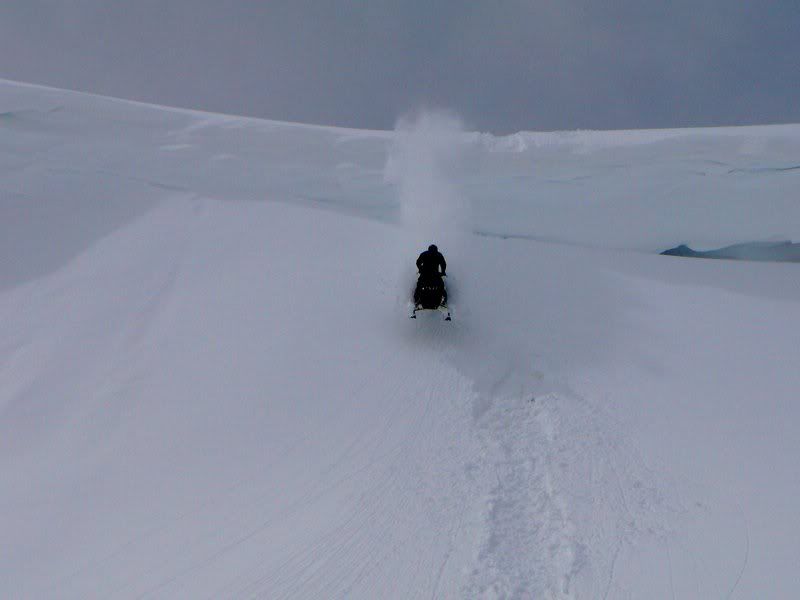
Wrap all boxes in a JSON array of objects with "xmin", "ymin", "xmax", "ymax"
[{"xmin": 1, "ymin": 79, "xmax": 799, "ymax": 598}]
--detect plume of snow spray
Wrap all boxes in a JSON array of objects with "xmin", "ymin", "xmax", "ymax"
[
  {"xmin": 385, "ymin": 109, "xmax": 472, "ymax": 311},
  {"xmin": 385, "ymin": 110, "xmax": 470, "ymax": 251}
]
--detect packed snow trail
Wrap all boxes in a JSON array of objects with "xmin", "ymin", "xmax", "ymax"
[{"xmin": 2, "ymin": 80, "xmax": 800, "ymax": 597}]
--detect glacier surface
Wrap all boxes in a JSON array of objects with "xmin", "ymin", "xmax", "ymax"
[{"xmin": 2, "ymin": 80, "xmax": 800, "ymax": 598}]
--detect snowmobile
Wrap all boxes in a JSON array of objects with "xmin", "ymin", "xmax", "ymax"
[{"xmin": 410, "ymin": 273, "xmax": 451, "ymax": 321}]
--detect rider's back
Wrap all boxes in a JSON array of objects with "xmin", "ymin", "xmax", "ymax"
[{"xmin": 416, "ymin": 248, "xmax": 446, "ymax": 277}]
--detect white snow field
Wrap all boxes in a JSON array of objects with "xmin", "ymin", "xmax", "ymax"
[{"xmin": 2, "ymin": 79, "xmax": 800, "ymax": 599}]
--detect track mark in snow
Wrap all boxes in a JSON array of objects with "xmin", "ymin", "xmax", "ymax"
[
  {"xmin": 465, "ymin": 393, "xmax": 580, "ymax": 598},
  {"xmin": 725, "ymin": 500, "xmax": 750, "ymax": 600},
  {"xmin": 727, "ymin": 164, "xmax": 800, "ymax": 174},
  {"xmin": 465, "ymin": 387, "xmax": 681, "ymax": 599}
]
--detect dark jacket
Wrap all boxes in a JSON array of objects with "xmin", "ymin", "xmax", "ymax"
[{"xmin": 416, "ymin": 249, "xmax": 446, "ymax": 277}]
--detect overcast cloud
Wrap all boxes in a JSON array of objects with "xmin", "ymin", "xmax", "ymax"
[{"xmin": 1, "ymin": 1, "xmax": 798, "ymax": 132}]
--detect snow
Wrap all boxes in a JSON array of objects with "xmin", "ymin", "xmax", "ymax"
[{"xmin": 1, "ymin": 79, "xmax": 800, "ymax": 598}]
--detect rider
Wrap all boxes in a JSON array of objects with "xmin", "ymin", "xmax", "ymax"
[{"xmin": 416, "ymin": 244, "xmax": 446, "ymax": 278}]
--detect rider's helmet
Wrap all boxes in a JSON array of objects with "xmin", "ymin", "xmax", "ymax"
[{"xmin": 428, "ymin": 244, "xmax": 438, "ymax": 252}]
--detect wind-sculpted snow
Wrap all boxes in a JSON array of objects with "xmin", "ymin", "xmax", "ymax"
[{"xmin": 2, "ymin": 80, "xmax": 800, "ymax": 598}]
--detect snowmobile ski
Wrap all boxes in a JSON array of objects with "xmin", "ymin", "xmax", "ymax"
[{"xmin": 410, "ymin": 305, "xmax": 452, "ymax": 321}]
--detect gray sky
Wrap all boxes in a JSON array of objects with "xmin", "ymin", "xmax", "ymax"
[{"xmin": 1, "ymin": 1, "xmax": 799, "ymax": 132}]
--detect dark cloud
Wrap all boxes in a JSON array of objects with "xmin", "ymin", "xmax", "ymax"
[{"xmin": 1, "ymin": 1, "xmax": 798, "ymax": 132}]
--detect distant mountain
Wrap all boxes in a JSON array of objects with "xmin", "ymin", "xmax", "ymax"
[{"xmin": 662, "ymin": 241, "xmax": 800, "ymax": 262}]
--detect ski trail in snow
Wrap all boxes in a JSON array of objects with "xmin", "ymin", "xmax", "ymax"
[
  {"xmin": 725, "ymin": 500, "xmax": 750, "ymax": 600},
  {"xmin": 463, "ymin": 383, "xmax": 683, "ymax": 599},
  {"xmin": 465, "ymin": 392, "xmax": 582, "ymax": 598}
]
